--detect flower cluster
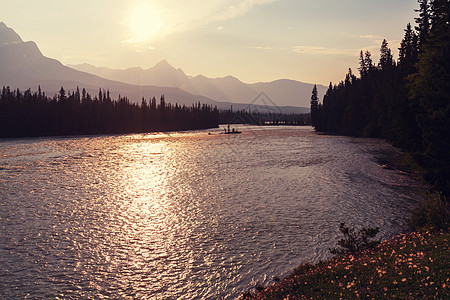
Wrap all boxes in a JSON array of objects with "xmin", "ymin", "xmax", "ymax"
[{"xmin": 242, "ymin": 230, "xmax": 449, "ymax": 299}]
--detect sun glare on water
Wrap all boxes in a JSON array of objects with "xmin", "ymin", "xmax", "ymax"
[{"xmin": 127, "ymin": 2, "xmax": 164, "ymax": 42}]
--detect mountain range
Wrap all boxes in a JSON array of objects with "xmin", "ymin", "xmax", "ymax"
[
  {"xmin": 0, "ymin": 22, "xmax": 325, "ymax": 113},
  {"xmin": 69, "ymin": 61, "xmax": 326, "ymax": 109}
]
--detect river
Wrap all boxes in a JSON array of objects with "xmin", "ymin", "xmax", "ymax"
[{"xmin": 0, "ymin": 125, "xmax": 421, "ymax": 299}]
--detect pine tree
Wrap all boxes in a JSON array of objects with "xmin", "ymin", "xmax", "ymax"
[
  {"xmin": 358, "ymin": 50, "xmax": 374, "ymax": 76},
  {"xmin": 344, "ymin": 68, "xmax": 356, "ymax": 85},
  {"xmin": 378, "ymin": 39, "xmax": 394, "ymax": 70},
  {"xmin": 415, "ymin": 0, "xmax": 431, "ymax": 48},
  {"xmin": 398, "ymin": 23, "xmax": 419, "ymax": 74},
  {"xmin": 408, "ymin": 0, "xmax": 450, "ymax": 195},
  {"xmin": 58, "ymin": 86, "xmax": 66, "ymax": 102},
  {"xmin": 358, "ymin": 50, "xmax": 366, "ymax": 76},
  {"xmin": 310, "ymin": 84, "xmax": 319, "ymax": 128},
  {"xmin": 364, "ymin": 51, "xmax": 374, "ymax": 72}
]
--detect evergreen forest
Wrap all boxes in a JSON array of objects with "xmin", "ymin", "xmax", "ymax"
[
  {"xmin": 0, "ymin": 85, "xmax": 311, "ymax": 140},
  {"xmin": 310, "ymin": 0, "xmax": 449, "ymax": 197},
  {"xmin": 219, "ymin": 108, "xmax": 310, "ymax": 125},
  {"xmin": 0, "ymin": 86, "xmax": 219, "ymax": 137}
]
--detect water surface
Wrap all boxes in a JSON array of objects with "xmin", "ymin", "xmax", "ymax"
[{"xmin": 0, "ymin": 126, "xmax": 421, "ymax": 298}]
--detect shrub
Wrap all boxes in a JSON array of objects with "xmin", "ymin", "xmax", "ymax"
[
  {"xmin": 292, "ymin": 263, "xmax": 315, "ymax": 276},
  {"xmin": 255, "ymin": 283, "xmax": 265, "ymax": 292},
  {"xmin": 329, "ymin": 223, "xmax": 380, "ymax": 256},
  {"xmin": 410, "ymin": 192, "xmax": 449, "ymax": 231}
]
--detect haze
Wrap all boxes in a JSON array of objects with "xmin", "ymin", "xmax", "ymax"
[{"xmin": 2, "ymin": 0, "xmax": 418, "ymax": 85}]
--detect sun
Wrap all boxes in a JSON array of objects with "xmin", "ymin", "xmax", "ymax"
[{"xmin": 128, "ymin": 2, "xmax": 164, "ymax": 42}]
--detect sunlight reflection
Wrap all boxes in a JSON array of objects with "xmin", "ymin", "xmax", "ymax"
[
  {"xmin": 110, "ymin": 135, "xmax": 200, "ymax": 297},
  {"xmin": 1, "ymin": 127, "xmax": 423, "ymax": 299}
]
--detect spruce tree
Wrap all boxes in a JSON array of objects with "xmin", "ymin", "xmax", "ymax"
[
  {"xmin": 415, "ymin": 0, "xmax": 431, "ymax": 48},
  {"xmin": 398, "ymin": 23, "xmax": 419, "ymax": 74},
  {"xmin": 408, "ymin": 0, "xmax": 450, "ymax": 195},
  {"xmin": 310, "ymin": 84, "xmax": 319, "ymax": 128},
  {"xmin": 378, "ymin": 39, "xmax": 394, "ymax": 70}
]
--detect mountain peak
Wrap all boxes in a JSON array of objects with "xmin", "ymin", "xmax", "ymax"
[
  {"xmin": 0, "ymin": 22, "xmax": 23, "ymax": 45},
  {"xmin": 154, "ymin": 59, "xmax": 174, "ymax": 69},
  {"xmin": 222, "ymin": 75, "xmax": 241, "ymax": 82}
]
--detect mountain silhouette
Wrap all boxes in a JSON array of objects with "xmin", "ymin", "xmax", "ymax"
[
  {"xmin": 1, "ymin": 22, "xmax": 314, "ymax": 112},
  {"xmin": 70, "ymin": 61, "xmax": 326, "ymax": 108},
  {"xmin": 0, "ymin": 22, "xmax": 217, "ymax": 107},
  {"xmin": 70, "ymin": 60, "xmax": 189, "ymax": 88},
  {"xmin": 0, "ymin": 22, "xmax": 23, "ymax": 45}
]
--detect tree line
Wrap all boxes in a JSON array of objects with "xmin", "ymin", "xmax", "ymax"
[
  {"xmin": 0, "ymin": 86, "xmax": 219, "ymax": 137},
  {"xmin": 219, "ymin": 107, "xmax": 310, "ymax": 126},
  {"xmin": 310, "ymin": 0, "xmax": 449, "ymax": 197},
  {"xmin": 0, "ymin": 85, "xmax": 311, "ymax": 140}
]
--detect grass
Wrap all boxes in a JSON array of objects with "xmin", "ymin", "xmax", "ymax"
[
  {"xmin": 241, "ymin": 229, "xmax": 449, "ymax": 299},
  {"xmin": 241, "ymin": 154, "xmax": 450, "ymax": 299}
]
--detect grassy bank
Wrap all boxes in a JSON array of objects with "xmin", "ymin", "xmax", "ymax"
[
  {"xmin": 241, "ymin": 147, "xmax": 449, "ymax": 299},
  {"xmin": 242, "ymin": 230, "xmax": 449, "ymax": 299}
]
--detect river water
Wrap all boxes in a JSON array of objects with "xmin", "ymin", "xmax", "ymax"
[{"xmin": 0, "ymin": 126, "xmax": 421, "ymax": 299}]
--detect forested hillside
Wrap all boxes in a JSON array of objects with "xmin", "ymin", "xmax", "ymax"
[
  {"xmin": 0, "ymin": 86, "xmax": 219, "ymax": 137},
  {"xmin": 311, "ymin": 0, "xmax": 449, "ymax": 196}
]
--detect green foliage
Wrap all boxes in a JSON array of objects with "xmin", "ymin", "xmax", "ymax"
[
  {"xmin": 310, "ymin": 84, "xmax": 319, "ymax": 128},
  {"xmin": 378, "ymin": 39, "xmax": 394, "ymax": 70},
  {"xmin": 407, "ymin": 0, "xmax": 450, "ymax": 196},
  {"xmin": 218, "ymin": 108, "xmax": 310, "ymax": 126},
  {"xmin": 292, "ymin": 263, "xmax": 316, "ymax": 276},
  {"xmin": 410, "ymin": 192, "xmax": 450, "ymax": 231},
  {"xmin": 313, "ymin": 0, "xmax": 450, "ymax": 197},
  {"xmin": 0, "ymin": 86, "xmax": 219, "ymax": 137},
  {"xmin": 255, "ymin": 283, "xmax": 265, "ymax": 292},
  {"xmin": 414, "ymin": 0, "xmax": 431, "ymax": 47},
  {"xmin": 329, "ymin": 223, "xmax": 380, "ymax": 255},
  {"xmin": 244, "ymin": 230, "xmax": 450, "ymax": 299},
  {"xmin": 358, "ymin": 50, "xmax": 375, "ymax": 76},
  {"xmin": 398, "ymin": 23, "xmax": 418, "ymax": 73}
]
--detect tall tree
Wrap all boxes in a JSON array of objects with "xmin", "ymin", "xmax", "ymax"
[
  {"xmin": 310, "ymin": 84, "xmax": 319, "ymax": 128},
  {"xmin": 364, "ymin": 51, "xmax": 374, "ymax": 73},
  {"xmin": 358, "ymin": 50, "xmax": 374, "ymax": 76},
  {"xmin": 344, "ymin": 68, "xmax": 356, "ymax": 85},
  {"xmin": 415, "ymin": 0, "xmax": 431, "ymax": 47},
  {"xmin": 408, "ymin": 0, "xmax": 450, "ymax": 195},
  {"xmin": 358, "ymin": 50, "xmax": 366, "ymax": 76},
  {"xmin": 58, "ymin": 86, "xmax": 66, "ymax": 102},
  {"xmin": 398, "ymin": 23, "xmax": 419, "ymax": 74},
  {"xmin": 378, "ymin": 39, "xmax": 394, "ymax": 70}
]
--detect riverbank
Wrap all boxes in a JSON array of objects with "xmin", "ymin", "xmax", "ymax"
[{"xmin": 241, "ymin": 229, "xmax": 449, "ymax": 299}]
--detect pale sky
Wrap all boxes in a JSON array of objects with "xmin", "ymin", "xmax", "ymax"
[{"xmin": 2, "ymin": 0, "xmax": 419, "ymax": 85}]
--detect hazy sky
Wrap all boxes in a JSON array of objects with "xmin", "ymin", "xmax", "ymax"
[{"xmin": 2, "ymin": 0, "xmax": 419, "ymax": 85}]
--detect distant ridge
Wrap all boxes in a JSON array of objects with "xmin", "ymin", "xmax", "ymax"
[
  {"xmin": 0, "ymin": 22, "xmax": 23, "ymax": 45},
  {"xmin": 0, "ymin": 22, "xmax": 218, "ymax": 107},
  {"xmin": 69, "ymin": 61, "xmax": 327, "ymax": 108},
  {"xmin": 0, "ymin": 22, "xmax": 315, "ymax": 113}
]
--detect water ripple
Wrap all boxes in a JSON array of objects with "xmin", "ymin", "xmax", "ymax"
[{"xmin": 0, "ymin": 126, "xmax": 422, "ymax": 299}]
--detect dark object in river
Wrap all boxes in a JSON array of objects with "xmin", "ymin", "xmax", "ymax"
[{"xmin": 223, "ymin": 124, "xmax": 242, "ymax": 134}]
